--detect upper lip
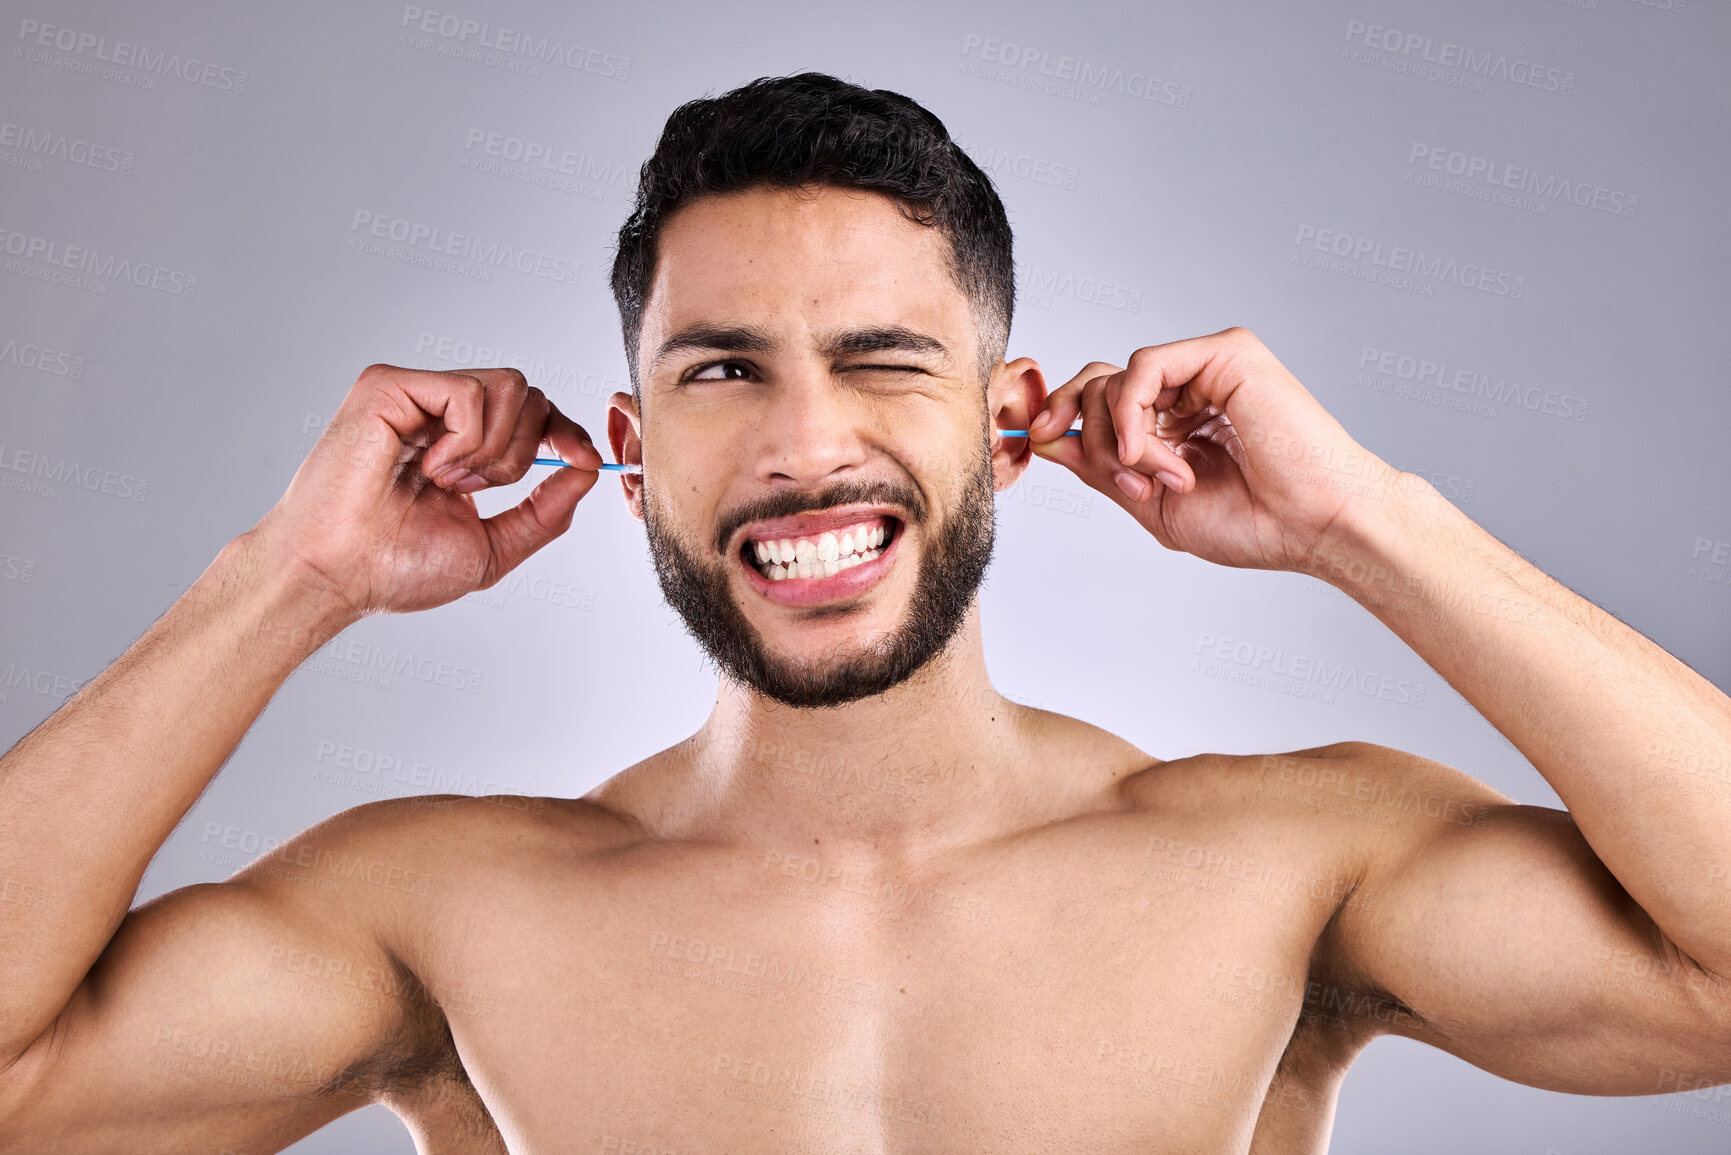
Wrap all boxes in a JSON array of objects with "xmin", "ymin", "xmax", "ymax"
[{"xmin": 736, "ymin": 504, "xmax": 904, "ymax": 548}]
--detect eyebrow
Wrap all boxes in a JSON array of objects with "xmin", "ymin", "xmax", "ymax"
[
  {"xmin": 649, "ymin": 323, "xmax": 778, "ymax": 373},
  {"xmin": 822, "ymin": 325, "xmax": 950, "ymax": 363},
  {"xmin": 648, "ymin": 322, "xmax": 952, "ymax": 374}
]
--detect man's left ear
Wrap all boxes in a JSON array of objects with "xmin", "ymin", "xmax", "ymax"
[{"xmin": 987, "ymin": 356, "xmax": 1047, "ymax": 492}]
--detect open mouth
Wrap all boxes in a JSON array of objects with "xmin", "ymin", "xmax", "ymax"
[
  {"xmin": 743, "ymin": 516, "xmax": 898, "ymax": 581},
  {"xmin": 729, "ymin": 502, "xmax": 909, "ymax": 608}
]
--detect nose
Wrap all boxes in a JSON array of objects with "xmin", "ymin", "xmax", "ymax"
[{"xmin": 752, "ymin": 371, "xmax": 869, "ymax": 486}]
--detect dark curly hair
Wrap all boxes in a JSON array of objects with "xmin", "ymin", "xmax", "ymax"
[{"xmin": 610, "ymin": 72, "xmax": 1014, "ymax": 391}]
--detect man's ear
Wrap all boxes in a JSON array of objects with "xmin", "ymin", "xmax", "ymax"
[
  {"xmin": 606, "ymin": 390, "xmax": 645, "ymax": 521},
  {"xmin": 987, "ymin": 356, "xmax": 1047, "ymax": 492}
]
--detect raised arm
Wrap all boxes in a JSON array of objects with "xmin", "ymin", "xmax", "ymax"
[
  {"xmin": 1305, "ymin": 463, "xmax": 1731, "ymax": 1091},
  {"xmin": 0, "ymin": 363, "xmax": 601, "ymax": 1148},
  {"xmin": 1030, "ymin": 326, "xmax": 1731, "ymax": 1090}
]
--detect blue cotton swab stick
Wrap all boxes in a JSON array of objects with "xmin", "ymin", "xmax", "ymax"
[
  {"xmin": 529, "ymin": 430, "xmax": 1077, "ymax": 474},
  {"xmin": 532, "ymin": 457, "xmax": 642, "ymax": 473}
]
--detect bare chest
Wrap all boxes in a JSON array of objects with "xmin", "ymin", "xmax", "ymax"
[{"xmin": 414, "ymin": 820, "xmax": 1354, "ymax": 1154}]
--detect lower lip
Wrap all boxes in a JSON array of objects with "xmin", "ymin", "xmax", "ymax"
[{"xmin": 738, "ymin": 527, "xmax": 903, "ymax": 608}]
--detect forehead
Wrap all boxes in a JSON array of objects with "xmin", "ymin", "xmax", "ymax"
[{"xmin": 640, "ymin": 185, "xmax": 972, "ymax": 357}]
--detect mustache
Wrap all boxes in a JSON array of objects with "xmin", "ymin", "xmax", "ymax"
[{"xmin": 712, "ymin": 476, "xmax": 929, "ymax": 555}]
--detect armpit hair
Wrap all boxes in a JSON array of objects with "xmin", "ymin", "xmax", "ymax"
[{"xmin": 312, "ymin": 948, "xmax": 494, "ymax": 1137}]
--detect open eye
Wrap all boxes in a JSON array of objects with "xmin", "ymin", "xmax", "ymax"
[{"xmin": 688, "ymin": 360, "xmax": 754, "ymax": 382}]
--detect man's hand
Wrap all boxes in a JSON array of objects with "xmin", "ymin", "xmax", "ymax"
[
  {"xmin": 1027, "ymin": 327, "xmax": 1407, "ymax": 574},
  {"xmin": 256, "ymin": 364, "xmax": 605, "ymax": 618}
]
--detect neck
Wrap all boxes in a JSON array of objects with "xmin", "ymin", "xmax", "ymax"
[{"xmin": 601, "ymin": 608, "xmax": 1062, "ymax": 860}]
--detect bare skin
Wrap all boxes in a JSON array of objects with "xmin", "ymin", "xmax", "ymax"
[{"xmin": 2, "ymin": 185, "xmax": 1730, "ymax": 1155}]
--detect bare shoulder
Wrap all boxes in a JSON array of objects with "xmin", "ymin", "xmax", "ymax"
[
  {"xmin": 1010, "ymin": 702, "xmax": 1168, "ymax": 787},
  {"xmin": 1004, "ymin": 705, "xmax": 1513, "ymax": 846},
  {"xmin": 228, "ymin": 790, "xmax": 647, "ymax": 909},
  {"xmin": 1115, "ymin": 738, "xmax": 1512, "ymax": 830}
]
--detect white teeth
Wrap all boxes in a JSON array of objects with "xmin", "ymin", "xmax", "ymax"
[{"xmin": 751, "ymin": 520, "xmax": 894, "ymax": 581}]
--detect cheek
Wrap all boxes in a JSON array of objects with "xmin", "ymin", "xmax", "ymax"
[
  {"xmin": 643, "ymin": 481, "xmax": 707, "ymax": 550},
  {"xmin": 894, "ymin": 426, "xmax": 990, "ymax": 493}
]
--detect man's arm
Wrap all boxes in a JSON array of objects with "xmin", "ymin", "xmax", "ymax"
[
  {"xmin": 0, "ymin": 533, "xmax": 354, "ymax": 1068},
  {"xmin": 0, "ymin": 363, "xmax": 601, "ymax": 1145},
  {"xmin": 1028, "ymin": 326, "xmax": 1731, "ymax": 1090},
  {"xmin": 1306, "ymin": 472, "xmax": 1731, "ymax": 1091},
  {"xmin": 1315, "ymin": 459, "xmax": 1731, "ymax": 982},
  {"xmin": 0, "ymin": 536, "xmax": 436, "ymax": 1150},
  {"xmin": 1244, "ymin": 738, "xmax": 1731, "ymax": 1098},
  {"xmin": 0, "ymin": 798, "xmax": 458, "ymax": 1152}
]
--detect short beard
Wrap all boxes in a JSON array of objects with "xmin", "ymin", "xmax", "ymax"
[{"xmin": 641, "ymin": 439, "xmax": 997, "ymax": 710}]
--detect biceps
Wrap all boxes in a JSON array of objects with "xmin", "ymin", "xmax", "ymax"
[
  {"xmin": 1, "ymin": 880, "xmax": 410, "ymax": 1153},
  {"xmin": 1340, "ymin": 804, "xmax": 1731, "ymax": 1096}
]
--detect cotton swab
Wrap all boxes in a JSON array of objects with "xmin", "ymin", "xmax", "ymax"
[
  {"xmin": 528, "ymin": 429, "xmax": 1077, "ymax": 474},
  {"xmin": 531, "ymin": 457, "xmax": 642, "ymax": 473}
]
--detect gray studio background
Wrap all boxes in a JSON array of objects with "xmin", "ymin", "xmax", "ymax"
[{"xmin": 2, "ymin": 0, "xmax": 1727, "ymax": 1151}]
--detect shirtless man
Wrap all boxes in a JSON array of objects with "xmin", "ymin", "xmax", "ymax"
[{"xmin": 2, "ymin": 71, "xmax": 1729, "ymax": 1155}]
